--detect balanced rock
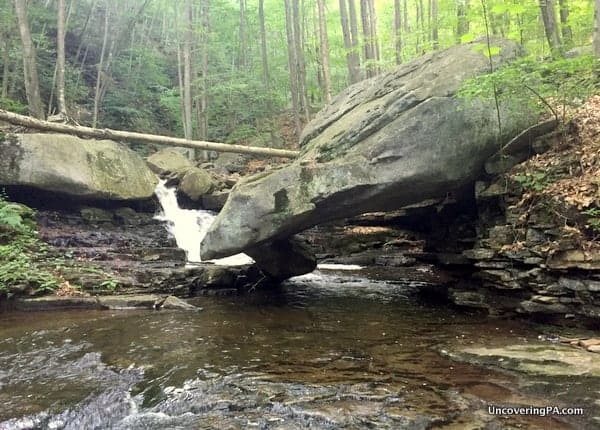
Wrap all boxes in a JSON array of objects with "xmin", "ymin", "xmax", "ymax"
[
  {"xmin": 201, "ymin": 39, "xmax": 538, "ymax": 272},
  {"xmin": 0, "ymin": 133, "xmax": 157, "ymax": 200}
]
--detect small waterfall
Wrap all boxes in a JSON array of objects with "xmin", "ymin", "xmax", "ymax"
[{"xmin": 154, "ymin": 180, "xmax": 253, "ymax": 266}]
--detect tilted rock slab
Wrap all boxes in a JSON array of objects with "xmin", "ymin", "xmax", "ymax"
[
  {"xmin": 201, "ymin": 39, "xmax": 538, "ymax": 264},
  {"xmin": 0, "ymin": 133, "xmax": 157, "ymax": 200}
]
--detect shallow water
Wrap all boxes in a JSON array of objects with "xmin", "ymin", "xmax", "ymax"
[{"xmin": 0, "ymin": 271, "xmax": 591, "ymax": 429}]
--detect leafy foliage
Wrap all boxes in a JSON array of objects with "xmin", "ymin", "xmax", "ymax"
[
  {"xmin": 458, "ymin": 55, "xmax": 598, "ymax": 118},
  {"xmin": 513, "ymin": 172, "xmax": 550, "ymax": 192},
  {"xmin": 0, "ymin": 193, "xmax": 63, "ymax": 295}
]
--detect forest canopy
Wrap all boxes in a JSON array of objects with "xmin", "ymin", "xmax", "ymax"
[{"xmin": 0, "ymin": 0, "xmax": 598, "ymax": 148}]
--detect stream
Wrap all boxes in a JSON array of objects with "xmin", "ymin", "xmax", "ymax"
[
  {"xmin": 0, "ymin": 269, "xmax": 592, "ymax": 429},
  {"xmin": 0, "ymin": 183, "xmax": 597, "ymax": 429}
]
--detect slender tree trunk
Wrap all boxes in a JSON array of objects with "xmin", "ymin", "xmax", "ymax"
[
  {"xmin": 1, "ymin": 35, "xmax": 10, "ymax": 99},
  {"xmin": 368, "ymin": 0, "xmax": 380, "ymax": 71},
  {"xmin": 259, "ymin": 0, "xmax": 270, "ymax": 91},
  {"xmin": 75, "ymin": 0, "xmax": 97, "ymax": 60},
  {"xmin": 316, "ymin": 0, "xmax": 332, "ymax": 103},
  {"xmin": 292, "ymin": 0, "xmax": 310, "ymax": 122},
  {"xmin": 456, "ymin": 0, "xmax": 470, "ymax": 43},
  {"xmin": 284, "ymin": 0, "xmax": 302, "ymax": 140},
  {"xmin": 182, "ymin": 0, "xmax": 194, "ymax": 143},
  {"xmin": 403, "ymin": 0, "xmax": 409, "ymax": 33},
  {"xmin": 199, "ymin": 0, "xmax": 209, "ymax": 142},
  {"xmin": 415, "ymin": 0, "xmax": 423, "ymax": 53},
  {"xmin": 238, "ymin": 0, "xmax": 247, "ymax": 69},
  {"xmin": 348, "ymin": 0, "xmax": 360, "ymax": 78},
  {"xmin": 539, "ymin": 0, "xmax": 562, "ymax": 54},
  {"xmin": 0, "ymin": 109, "xmax": 300, "ymax": 158},
  {"xmin": 56, "ymin": 0, "xmax": 68, "ymax": 117},
  {"xmin": 176, "ymin": 44, "xmax": 185, "ymax": 134},
  {"xmin": 339, "ymin": 0, "xmax": 360, "ymax": 84},
  {"xmin": 594, "ymin": 0, "xmax": 600, "ymax": 60},
  {"xmin": 394, "ymin": 0, "xmax": 402, "ymax": 65},
  {"xmin": 360, "ymin": 0, "xmax": 373, "ymax": 77},
  {"xmin": 431, "ymin": 0, "xmax": 438, "ymax": 49},
  {"xmin": 558, "ymin": 0, "xmax": 572, "ymax": 44},
  {"xmin": 92, "ymin": 0, "xmax": 109, "ymax": 127},
  {"xmin": 14, "ymin": 0, "xmax": 44, "ymax": 119}
]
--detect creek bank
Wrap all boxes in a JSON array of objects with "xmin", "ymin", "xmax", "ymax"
[{"xmin": 0, "ymin": 205, "xmax": 265, "ymax": 310}]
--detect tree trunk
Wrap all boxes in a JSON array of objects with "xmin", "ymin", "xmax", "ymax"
[
  {"xmin": 199, "ymin": 0, "xmax": 209, "ymax": 142},
  {"xmin": 431, "ymin": 0, "xmax": 438, "ymax": 49},
  {"xmin": 14, "ymin": 0, "xmax": 44, "ymax": 119},
  {"xmin": 456, "ymin": 0, "xmax": 470, "ymax": 43},
  {"xmin": 394, "ymin": 0, "xmax": 402, "ymax": 65},
  {"xmin": 360, "ymin": 0, "xmax": 372, "ymax": 77},
  {"xmin": 1, "ymin": 35, "xmax": 10, "ymax": 99},
  {"xmin": 339, "ymin": 0, "xmax": 360, "ymax": 84},
  {"xmin": 368, "ymin": 0, "xmax": 380, "ymax": 71},
  {"xmin": 539, "ymin": 0, "xmax": 562, "ymax": 54},
  {"xmin": 258, "ymin": 0, "xmax": 270, "ymax": 91},
  {"xmin": 558, "ymin": 0, "xmax": 572, "ymax": 44},
  {"xmin": 403, "ymin": 0, "xmax": 409, "ymax": 32},
  {"xmin": 316, "ymin": 0, "xmax": 332, "ymax": 103},
  {"xmin": 292, "ymin": 0, "xmax": 310, "ymax": 123},
  {"xmin": 75, "ymin": 0, "xmax": 97, "ymax": 60},
  {"xmin": 415, "ymin": 0, "xmax": 423, "ymax": 53},
  {"xmin": 238, "ymin": 0, "xmax": 247, "ymax": 69},
  {"xmin": 92, "ymin": 0, "xmax": 109, "ymax": 128},
  {"xmin": 595, "ymin": 0, "xmax": 600, "ymax": 60},
  {"xmin": 0, "ymin": 109, "xmax": 299, "ymax": 158},
  {"xmin": 284, "ymin": 0, "xmax": 302, "ymax": 140},
  {"xmin": 183, "ymin": 0, "xmax": 194, "ymax": 143},
  {"xmin": 348, "ymin": 0, "xmax": 360, "ymax": 78},
  {"xmin": 56, "ymin": 0, "xmax": 68, "ymax": 117}
]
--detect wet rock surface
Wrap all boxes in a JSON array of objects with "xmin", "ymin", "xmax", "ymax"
[{"xmin": 2, "ymin": 207, "xmax": 264, "ymax": 307}]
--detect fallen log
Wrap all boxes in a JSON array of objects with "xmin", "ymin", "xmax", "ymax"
[{"xmin": 0, "ymin": 109, "xmax": 300, "ymax": 159}]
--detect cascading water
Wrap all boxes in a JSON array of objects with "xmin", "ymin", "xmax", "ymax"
[{"xmin": 153, "ymin": 180, "xmax": 253, "ymax": 266}]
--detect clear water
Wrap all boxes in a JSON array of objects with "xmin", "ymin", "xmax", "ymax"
[{"xmin": 0, "ymin": 271, "xmax": 588, "ymax": 429}]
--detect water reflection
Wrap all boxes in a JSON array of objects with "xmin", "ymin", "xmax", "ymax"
[{"xmin": 0, "ymin": 271, "xmax": 581, "ymax": 429}]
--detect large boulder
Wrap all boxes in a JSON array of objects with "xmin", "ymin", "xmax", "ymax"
[
  {"xmin": 0, "ymin": 133, "xmax": 157, "ymax": 200},
  {"xmin": 201, "ymin": 39, "xmax": 538, "ymax": 264}
]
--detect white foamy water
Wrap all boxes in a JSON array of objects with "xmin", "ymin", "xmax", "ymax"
[
  {"xmin": 154, "ymin": 181, "xmax": 253, "ymax": 266},
  {"xmin": 316, "ymin": 264, "xmax": 363, "ymax": 271}
]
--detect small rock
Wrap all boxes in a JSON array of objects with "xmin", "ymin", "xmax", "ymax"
[
  {"xmin": 374, "ymin": 254, "xmax": 416, "ymax": 267},
  {"xmin": 114, "ymin": 207, "xmax": 144, "ymax": 226},
  {"xmin": 588, "ymin": 345, "xmax": 600, "ymax": 353},
  {"xmin": 202, "ymin": 191, "xmax": 230, "ymax": 211},
  {"xmin": 526, "ymin": 228, "xmax": 547, "ymax": 246},
  {"xmin": 80, "ymin": 207, "xmax": 114, "ymax": 224},
  {"xmin": 579, "ymin": 339, "xmax": 600, "ymax": 349},
  {"xmin": 463, "ymin": 248, "xmax": 496, "ymax": 260},
  {"xmin": 179, "ymin": 167, "xmax": 216, "ymax": 201},
  {"xmin": 156, "ymin": 296, "xmax": 201, "ymax": 311}
]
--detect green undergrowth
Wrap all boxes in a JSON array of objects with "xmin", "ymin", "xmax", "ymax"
[
  {"xmin": 0, "ymin": 192, "xmax": 120, "ymax": 297},
  {"xmin": 0, "ymin": 193, "xmax": 63, "ymax": 296},
  {"xmin": 458, "ymin": 54, "xmax": 598, "ymax": 119}
]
